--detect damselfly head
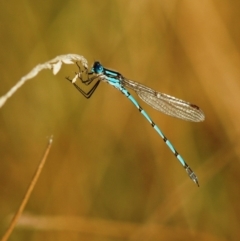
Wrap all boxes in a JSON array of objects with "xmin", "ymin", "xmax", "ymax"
[{"xmin": 92, "ymin": 61, "xmax": 104, "ymax": 74}]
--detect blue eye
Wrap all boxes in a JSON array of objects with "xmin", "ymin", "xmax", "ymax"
[{"xmin": 92, "ymin": 61, "xmax": 103, "ymax": 74}]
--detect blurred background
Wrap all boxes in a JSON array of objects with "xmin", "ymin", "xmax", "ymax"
[{"xmin": 0, "ymin": 0, "xmax": 239, "ymax": 240}]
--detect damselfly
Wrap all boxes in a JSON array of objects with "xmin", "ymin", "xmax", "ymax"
[{"xmin": 67, "ymin": 61, "xmax": 205, "ymax": 186}]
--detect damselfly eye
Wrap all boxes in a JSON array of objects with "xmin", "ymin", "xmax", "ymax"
[{"xmin": 92, "ymin": 61, "xmax": 103, "ymax": 74}]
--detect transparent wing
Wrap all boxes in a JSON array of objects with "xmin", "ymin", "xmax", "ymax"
[
  {"xmin": 123, "ymin": 79, "xmax": 205, "ymax": 122},
  {"xmin": 137, "ymin": 90, "xmax": 205, "ymax": 122}
]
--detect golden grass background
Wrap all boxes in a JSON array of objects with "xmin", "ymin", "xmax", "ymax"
[{"xmin": 1, "ymin": 1, "xmax": 240, "ymax": 240}]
